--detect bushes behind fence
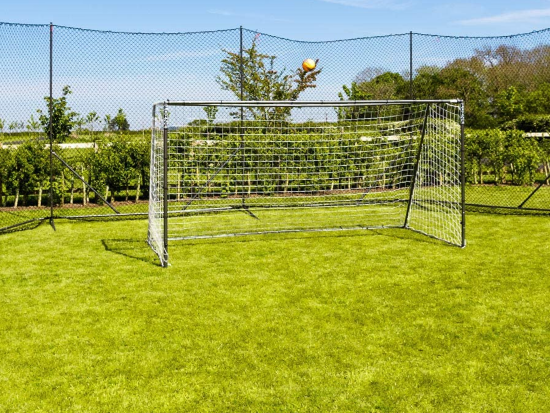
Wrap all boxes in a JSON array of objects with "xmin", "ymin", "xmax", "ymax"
[{"xmin": 0, "ymin": 126, "xmax": 549, "ymax": 208}]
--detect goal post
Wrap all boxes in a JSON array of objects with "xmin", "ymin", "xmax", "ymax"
[{"xmin": 148, "ymin": 100, "xmax": 465, "ymax": 267}]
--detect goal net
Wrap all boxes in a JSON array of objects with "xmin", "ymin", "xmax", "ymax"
[{"xmin": 148, "ymin": 100, "xmax": 465, "ymax": 267}]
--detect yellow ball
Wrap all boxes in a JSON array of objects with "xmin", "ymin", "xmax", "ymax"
[{"xmin": 302, "ymin": 58, "xmax": 316, "ymax": 72}]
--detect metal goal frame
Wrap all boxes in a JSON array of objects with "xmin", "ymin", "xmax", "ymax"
[{"xmin": 148, "ymin": 99, "xmax": 465, "ymax": 267}]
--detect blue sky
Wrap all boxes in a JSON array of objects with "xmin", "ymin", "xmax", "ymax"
[{"xmin": 4, "ymin": 0, "xmax": 550, "ymax": 39}]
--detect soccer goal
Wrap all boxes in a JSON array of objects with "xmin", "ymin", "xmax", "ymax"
[{"xmin": 148, "ymin": 100, "xmax": 465, "ymax": 267}]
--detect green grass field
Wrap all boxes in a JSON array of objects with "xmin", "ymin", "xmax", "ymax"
[{"xmin": 0, "ymin": 213, "xmax": 549, "ymax": 412}]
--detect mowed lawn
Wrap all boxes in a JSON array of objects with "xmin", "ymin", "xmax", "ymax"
[{"xmin": 0, "ymin": 214, "xmax": 549, "ymax": 412}]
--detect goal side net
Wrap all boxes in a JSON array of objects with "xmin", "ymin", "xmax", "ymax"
[{"xmin": 148, "ymin": 100, "xmax": 465, "ymax": 267}]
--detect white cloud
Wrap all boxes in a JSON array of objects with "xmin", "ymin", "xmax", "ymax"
[
  {"xmin": 457, "ymin": 8, "xmax": 550, "ymax": 26},
  {"xmin": 317, "ymin": 0, "xmax": 411, "ymax": 11}
]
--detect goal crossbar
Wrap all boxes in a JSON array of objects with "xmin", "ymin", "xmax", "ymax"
[{"xmin": 153, "ymin": 99, "xmax": 463, "ymax": 109}]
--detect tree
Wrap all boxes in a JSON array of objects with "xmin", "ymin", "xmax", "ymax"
[
  {"xmin": 339, "ymin": 71, "xmax": 408, "ymax": 120},
  {"xmin": 337, "ymin": 81, "xmax": 373, "ymax": 120},
  {"xmin": 110, "ymin": 108, "xmax": 130, "ymax": 132},
  {"xmin": 524, "ymin": 83, "xmax": 550, "ymax": 114},
  {"xmin": 411, "ymin": 66, "xmax": 443, "ymax": 100},
  {"xmin": 204, "ymin": 106, "xmax": 218, "ymax": 125},
  {"xmin": 357, "ymin": 72, "xmax": 407, "ymax": 100},
  {"xmin": 9, "ymin": 121, "xmax": 24, "ymax": 133},
  {"xmin": 128, "ymin": 139, "xmax": 150, "ymax": 201},
  {"xmin": 217, "ymin": 39, "xmax": 322, "ymax": 121},
  {"xmin": 37, "ymin": 85, "xmax": 78, "ymax": 143},
  {"xmin": 86, "ymin": 111, "xmax": 100, "ymax": 140},
  {"xmin": 0, "ymin": 147, "xmax": 13, "ymax": 206},
  {"xmin": 503, "ymin": 130, "xmax": 540, "ymax": 185},
  {"xmin": 436, "ymin": 64, "xmax": 493, "ymax": 128},
  {"xmin": 26, "ymin": 114, "xmax": 41, "ymax": 137},
  {"xmin": 6, "ymin": 141, "xmax": 48, "ymax": 207},
  {"xmin": 74, "ymin": 116, "xmax": 86, "ymax": 137},
  {"xmin": 92, "ymin": 135, "xmax": 136, "ymax": 203},
  {"xmin": 493, "ymin": 86, "xmax": 526, "ymax": 124},
  {"xmin": 104, "ymin": 114, "xmax": 112, "ymax": 132}
]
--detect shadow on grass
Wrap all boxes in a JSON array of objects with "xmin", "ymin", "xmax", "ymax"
[
  {"xmin": 103, "ymin": 228, "xmax": 452, "ymax": 268},
  {"xmin": 101, "ymin": 239, "xmax": 161, "ymax": 267},
  {"xmin": 169, "ymin": 227, "xmax": 448, "ymax": 249},
  {"xmin": 466, "ymin": 205, "xmax": 550, "ymax": 216},
  {"xmin": 0, "ymin": 217, "xmax": 47, "ymax": 235}
]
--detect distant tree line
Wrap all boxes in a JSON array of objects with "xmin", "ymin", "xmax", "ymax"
[{"xmin": 340, "ymin": 44, "xmax": 550, "ymax": 129}]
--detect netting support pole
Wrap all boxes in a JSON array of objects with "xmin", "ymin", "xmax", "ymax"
[
  {"xmin": 409, "ymin": 31, "xmax": 413, "ymax": 99},
  {"xmin": 48, "ymin": 22, "xmax": 56, "ymax": 231},
  {"xmin": 404, "ymin": 103, "xmax": 431, "ymax": 228},
  {"xmin": 239, "ymin": 26, "xmax": 246, "ymax": 208},
  {"xmin": 162, "ymin": 103, "xmax": 169, "ymax": 267},
  {"xmin": 460, "ymin": 101, "xmax": 466, "ymax": 247},
  {"xmin": 518, "ymin": 171, "xmax": 550, "ymax": 208},
  {"xmin": 51, "ymin": 151, "xmax": 120, "ymax": 214}
]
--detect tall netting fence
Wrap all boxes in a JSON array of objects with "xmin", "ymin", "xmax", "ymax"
[
  {"xmin": 1, "ymin": 23, "xmax": 549, "ymax": 233},
  {"xmin": 414, "ymin": 32, "xmax": 550, "ymax": 212}
]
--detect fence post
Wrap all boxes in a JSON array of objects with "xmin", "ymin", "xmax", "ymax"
[
  {"xmin": 240, "ymin": 26, "xmax": 245, "ymax": 207},
  {"xmin": 409, "ymin": 31, "xmax": 413, "ymax": 99},
  {"xmin": 49, "ymin": 22, "xmax": 55, "ymax": 230},
  {"xmin": 460, "ymin": 101, "xmax": 466, "ymax": 247},
  {"xmin": 162, "ymin": 103, "xmax": 169, "ymax": 267}
]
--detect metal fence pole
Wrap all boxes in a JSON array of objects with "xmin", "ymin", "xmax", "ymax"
[
  {"xmin": 460, "ymin": 101, "xmax": 466, "ymax": 247},
  {"xmin": 409, "ymin": 31, "xmax": 413, "ymax": 100},
  {"xmin": 49, "ymin": 22, "xmax": 55, "ymax": 230},
  {"xmin": 162, "ymin": 103, "xmax": 169, "ymax": 267},
  {"xmin": 240, "ymin": 26, "xmax": 245, "ymax": 207}
]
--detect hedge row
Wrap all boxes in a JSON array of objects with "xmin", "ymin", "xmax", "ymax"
[
  {"xmin": 0, "ymin": 135, "xmax": 149, "ymax": 208},
  {"xmin": 465, "ymin": 128, "xmax": 550, "ymax": 185},
  {"xmin": 1, "ymin": 126, "xmax": 549, "ymax": 208},
  {"xmin": 168, "ymin": 128, "xmax": 419, "ymax": 198}
]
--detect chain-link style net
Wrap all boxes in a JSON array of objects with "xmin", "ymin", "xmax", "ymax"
[
  {"xmin": 413, "ymin": 32, "xmax": 550, "ymax": 212},
  {"xmin": 1, "ymin": 22, "xmax": 549, "ymax": 233},
  {"xmin": 0, "ymin": 23, "xmax": 50, "ymax": 231}
]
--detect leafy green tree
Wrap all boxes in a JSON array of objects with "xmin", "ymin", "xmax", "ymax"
[
  {"xmin": 337, "ymin": 81, "xmax": 373, "ymax": 120},
  {"xmin": 465, "ymin": 129, "xmax": 493, "ymax": 184},
  {"xmin": 493, "ymin": 86, "xmax": 526, "ymax": 123},
  {"xmin": 92, "ymin": 135, "xmax": 137, "ymax": 202},
  {"xmin": 74, "ymin": 116, "xmax": 86, "ymax": 137},
  {"xmin": 37, "ymin": 85, "xmax": 78, "ymax": 143},
  {"xmin": 339, "ymin": 71, "xmax": 408, "ymax": 120},
  {"xmin": 104, "ymin": 114, "xmax": 112, "ymax": 132},
  {"xmin": 503, "ymin": 130, "xmax": 541, "ymax": 185},
  {"xmin": 411, "ymin": 66, "xmax": 443, "ymax": 100},
  {"xmin": 128, "ymin": 139, "xmax": 151, "ymax": 201},
  {"xmin": 26, "ymin": 114, "xmax": 41, "ymax": 138},
  {"xmin": 204, "ymin": 106, "xmax": 218, "ymax": 125},
  {"xmin": 109, "ymin": 108, "xmax": 130, "ymax": 132},
  {"xmin": 358, "ymin": 72, "xmax": 407, "ymax": 100},
  {"xmin": 217, "ymin": 39, "xmax": 321, "ymax": 120},
  {"xmin": 437, "ymin": 65, "xmax": 493, "ymax": 128},
  {"xmin": 9, "ymin": 121, "xmax": 24, "ymax": 133},
  {"xmin": 0, "ymin": 147, "xmax": 13, "ymax": 206},
  {"xmin": 86, "ymin": 111, "xmax": 100, "ymax": 140},
  {"xmin": 525, "ymin": 83, "xmax": 550, "ymax": 114},
  {"xmin": 6, "ymin": 140, "xmax": 49, "ymax": 207},
  {"xmin": 338, "ymin": 81, "xmax": 371, "ymax": 101}
]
